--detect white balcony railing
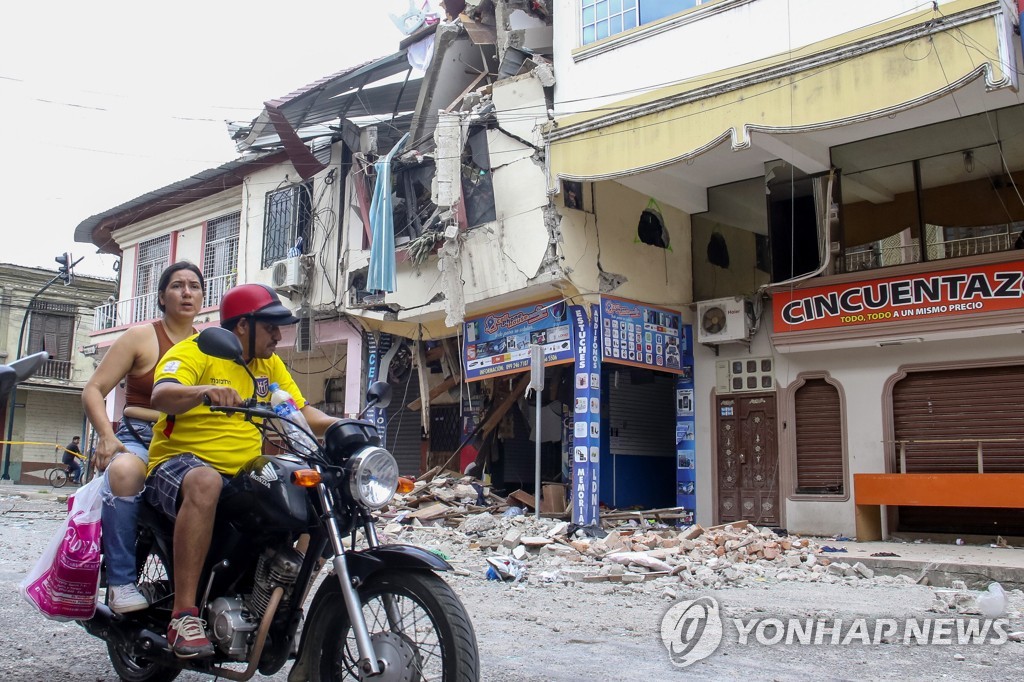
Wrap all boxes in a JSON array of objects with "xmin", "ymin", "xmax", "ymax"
[{"xmin": 92, "ymin": 272, "xmax": 236, "ymax": 332}]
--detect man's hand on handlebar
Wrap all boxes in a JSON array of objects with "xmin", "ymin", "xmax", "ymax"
[{"xmin": 202, "ymin": 386, "xmax": 245, "ymax": 408}]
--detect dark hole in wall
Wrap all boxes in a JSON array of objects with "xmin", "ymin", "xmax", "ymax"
[
  {"xmin": 637, "ymin": 209, "xmax": 669, "ymax": 248},
  {"xmin": 707, "ymin": 232, "xmax": 729, "ymax": 268},
  {"xmin": 769, "ymin": 194, "xmax": 820, "ymax": 281}
]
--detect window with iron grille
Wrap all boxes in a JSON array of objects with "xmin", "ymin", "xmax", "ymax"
[
  {"xmin": 202, "ymin": 212, "xmax": 240, "ymax": 308},
  {"xmin": 262, "ymin": 183, "xmax": 312, "ymax": 268},
  {"xmin": 794, "ymin": 378, "xmax": 844, "ymax": 495},
  {"xmin": 27, "ymin": 302, "xmax": 74, "ymax": 380},
  {"xmin": 134, "ymin": 235, "xmax": 170, "ymax": 323}
]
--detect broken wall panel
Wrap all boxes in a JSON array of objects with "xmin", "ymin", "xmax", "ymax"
[
  {"xmin": 492, "ymin": 71, "xmax": 549, "ymax": 146},
  {"xmin": 486, "ymin": 128, "xmax": 535, "ymax": 167}
]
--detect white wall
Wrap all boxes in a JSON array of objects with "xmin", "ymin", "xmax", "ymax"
[{"xmin": 553, "ymin": 0, "xmax": 972, "ymax": 112}]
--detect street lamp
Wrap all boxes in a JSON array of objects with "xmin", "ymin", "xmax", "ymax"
[{"xmin": 1, "ymin": 254, "xmax": 84, "ymax": 480}]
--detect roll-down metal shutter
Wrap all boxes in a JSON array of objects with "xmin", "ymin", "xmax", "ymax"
[
  {"xmin": 794, "ymin": 379, "xmax": 843, "ymax": 495},
  {"xmin": 608, "ymin": 370, "xmax": 675, "ymax": 455},
  {"xmin": 386, "ymin": 368, "xmax": 424, "ymax": 476},
  {"xmin": 892, "ymin": 364, "xmax": 1024, "ymax": 535},
  {"xmin": 893, "ymin": 366, "xmax": 1024, "ymax": 472}
]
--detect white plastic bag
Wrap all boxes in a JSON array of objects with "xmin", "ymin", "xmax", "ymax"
[{"xmin": 20, "ymin": 478, "xmax": 103, "ymax": 621}]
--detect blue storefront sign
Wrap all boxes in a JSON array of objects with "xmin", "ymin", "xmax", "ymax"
[
  {"xmin": 365, "ymin": 333, "xmax": 391, "ymax": 447},
  {"xmin": 674, "ymin": 325, "xmax": 695, "ymax": 522},
  {"xmin": 464, "ymin": 299, "xmax": 574, "ymax": 381},
  {"xmin": 600, "ymin": 295, "xmax": 684, "ymax": 374},
  {"xmin": 569, "ymin": 304, "xmax": 601, "ymax": 526}
]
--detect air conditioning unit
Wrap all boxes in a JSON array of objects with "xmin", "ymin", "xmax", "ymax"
[
  {"xmin": 271, "ymin": 256, "xmax": 305, "ymax": 295},
  {"xmin": 696, "ymin": 297, "xmax": 751, "ymax": 345}
]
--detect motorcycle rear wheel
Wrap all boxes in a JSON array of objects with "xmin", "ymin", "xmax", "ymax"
[
  {"xmin": 106, "ymin": 541, "xmax": 180, "ymax": 682},
  {"xmin": 314, "ymin": 569, "xmax": 479, "ymax": 682}
]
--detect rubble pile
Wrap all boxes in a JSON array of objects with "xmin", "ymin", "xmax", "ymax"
[{"xmin": 381, "ymin": 471, "xmax": 919, "ymax": 591}]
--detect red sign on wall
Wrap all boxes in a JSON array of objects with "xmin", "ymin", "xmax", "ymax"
[{"xmin": 772, "ymin": 261, "xmax": 1024, "ymax": 333}]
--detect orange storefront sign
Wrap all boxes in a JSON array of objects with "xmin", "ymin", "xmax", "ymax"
[{"xmin": 773, "ymin": 261, "xmax": 1024, "ymax": 333}]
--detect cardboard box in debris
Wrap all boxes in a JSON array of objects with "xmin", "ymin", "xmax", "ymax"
[{"xmin": 383, "ymin": 469, "xmax": 878, "ymax": 585}]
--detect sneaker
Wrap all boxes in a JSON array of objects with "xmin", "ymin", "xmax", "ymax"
[
  {"xmin": 108, "ymin": 583, "xmax": 149, "ymax": 614},
  {"xmin": 168, "ymin": 608, "xmax": 214, "ymax": 658}
]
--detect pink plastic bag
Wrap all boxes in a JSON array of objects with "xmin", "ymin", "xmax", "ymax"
[{"xmin": 20, "ymin": 478, "xmax": 102, "ymax": 621}]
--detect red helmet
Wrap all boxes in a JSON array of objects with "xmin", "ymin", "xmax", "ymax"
[{"xmin": 219, "ymin": 284, "xmax": 299, "ymax": 327}]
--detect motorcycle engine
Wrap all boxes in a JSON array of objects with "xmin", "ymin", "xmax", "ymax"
[
  {"xmin": 245, "ymin": 546, "xmax": 304, "ymax": 618},
  {"xmin": 208, "ymin": 547, "xmax": 305, "ymax": 660},
  {"xmin": 208, "ymin": 596, "xmax": 257, "ymax": 660}
]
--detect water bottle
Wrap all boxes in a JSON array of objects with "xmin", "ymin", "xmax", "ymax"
[{"xmin": 269, "ymin": 383, "xmax": 318, "ymax": 455}]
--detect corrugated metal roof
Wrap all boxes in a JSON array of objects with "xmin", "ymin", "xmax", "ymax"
[{"xmin": 234, "ymin": 50, "xmax": 422, "ymax": 152}]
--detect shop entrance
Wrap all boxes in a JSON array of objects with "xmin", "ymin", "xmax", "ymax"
[
  {"xmin": 715, "ymin": 394, "xmax": 780, "ymax": 527},
  {"xmin": 603, "ymin": 367, "xmax": 677, "ymax": 509}
]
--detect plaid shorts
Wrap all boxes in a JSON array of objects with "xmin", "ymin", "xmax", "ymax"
[{"xmin": 145, "ymin": 453, "xmax": 228, "ymax": 521}]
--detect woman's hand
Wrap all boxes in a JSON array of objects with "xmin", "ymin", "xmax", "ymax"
[{"xmin": 94, "ymin": 433, "xmax": 129, "ymax": 472}]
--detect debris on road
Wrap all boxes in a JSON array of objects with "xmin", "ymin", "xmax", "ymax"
[{"xmin": 379, "ymin": 470, "xmax": 938, "ymax": 591}]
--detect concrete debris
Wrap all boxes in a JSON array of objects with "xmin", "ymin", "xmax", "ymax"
[{"xmin": 380, "ymin": 472, "xmax": 932, "ymax": 591}]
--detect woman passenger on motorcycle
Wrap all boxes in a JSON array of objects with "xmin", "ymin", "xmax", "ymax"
[{"xmin": 81, "ymin": 261, "xmax": 204, "ymax": 614}]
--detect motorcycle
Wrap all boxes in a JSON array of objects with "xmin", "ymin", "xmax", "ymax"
[{"xmin": 77, "ymin": 327, "xmax": 480, "ymax": 681}]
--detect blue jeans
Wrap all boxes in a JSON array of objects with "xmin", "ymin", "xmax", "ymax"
[
  {"xmin": 66, "ymin": 459, "xmax": 82, "ymax": 484},
  {"xmin": 101, "ymin": 418, "xmax": 152, "ymax": 587}
]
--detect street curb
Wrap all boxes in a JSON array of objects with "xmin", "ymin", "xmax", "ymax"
[{"xmin": 855, "ymin": 556, "xmax": 1024, "ymax": 590}]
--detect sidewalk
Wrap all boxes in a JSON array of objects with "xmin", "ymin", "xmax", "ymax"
[
  {"xmin": 0, "ymin": 480, "xmax": 80, "ymax": 504},
  {"xmin": 825, "ymin": 538, "xmax": 1024, "ymax": 590}
]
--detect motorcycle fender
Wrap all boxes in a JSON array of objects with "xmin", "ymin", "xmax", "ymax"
[
  {"xmin": 346, "ymin": 544, "xmax": 452, "ymax": 582},
  {"xmin": 288, "ymin": 545, "xmax": 451, "ymax": 681}
]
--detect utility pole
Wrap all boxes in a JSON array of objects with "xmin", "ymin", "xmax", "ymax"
[{"xmin": 1, "ymin": 256, "xmax": 84, "ymax": 480}]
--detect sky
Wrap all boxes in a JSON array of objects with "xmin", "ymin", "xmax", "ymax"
[{"xmin": 0, "ymin": 1, "xmax": 430, "ymax": 279}]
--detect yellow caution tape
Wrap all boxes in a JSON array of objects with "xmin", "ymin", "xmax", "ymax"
[{"xmin": 0, "ymin": 441, "xmax": 87, "ymax": 459}]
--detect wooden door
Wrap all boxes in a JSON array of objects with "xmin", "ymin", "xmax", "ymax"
[{"xmin": 716, "ymin": 394, "xmax": 780, "ymax": 527}]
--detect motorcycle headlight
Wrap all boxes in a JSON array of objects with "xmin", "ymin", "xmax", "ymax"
[{"xmin": 346, "ymin": 446, "xmax": 399, "ymax": 509}]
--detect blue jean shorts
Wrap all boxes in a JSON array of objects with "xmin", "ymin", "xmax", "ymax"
[{"xmin": 114, "ymin": 416, "xmax": 154, "ymax": 463}]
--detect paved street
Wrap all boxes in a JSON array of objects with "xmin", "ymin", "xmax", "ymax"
[{"xmin": 3, "ymin": 486, "xmax": 1024, "ymax": 680}]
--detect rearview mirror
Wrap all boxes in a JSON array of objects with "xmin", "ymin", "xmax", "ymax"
[
  {"xmin": 10, "ymin": 351, "xmax": 49, "ymax": 383},
  {"xmin": 366, "ymin": 381, "xmax": 393, "ymax": 409},
  {"xmin": 196, "ymin": 327, "xmax": 245, "ymax": 364},
  {"xmin": 0, "ymin": 367, "xmax": 16, "ymax": 398}
]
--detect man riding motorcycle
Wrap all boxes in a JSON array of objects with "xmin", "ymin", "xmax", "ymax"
[{"xmin": 146, "ymin": 283, "xmax": 338, "ymax": 659}]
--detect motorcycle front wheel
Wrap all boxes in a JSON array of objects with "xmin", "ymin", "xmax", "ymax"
[
  {"xmin": 106, "ymin": 540, "xmax": 179, "ymax": 682},
  {"xmin": 314, "ymin": 569, "xmax": 479, "ymax": 682}
]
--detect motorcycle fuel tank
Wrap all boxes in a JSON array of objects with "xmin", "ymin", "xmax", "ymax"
[{"xmin": 219, "ymin": 455, "xmax": 311, "ymax": 531}]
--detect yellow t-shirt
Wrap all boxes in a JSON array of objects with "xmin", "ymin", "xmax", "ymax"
[{"xmin": 147, "ymin": 334, "xmax": 307, "ymax": 476}]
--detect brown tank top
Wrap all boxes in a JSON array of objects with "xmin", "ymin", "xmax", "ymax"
[{"xmin": 123, "ymin": 321, "xmax": 182, "ymax": 410}]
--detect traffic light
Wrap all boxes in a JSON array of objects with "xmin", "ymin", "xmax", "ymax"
[{"xmin": 55, "ymin": 252, "xmax": 73, "ymax": 286}]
